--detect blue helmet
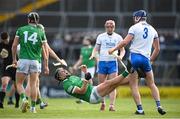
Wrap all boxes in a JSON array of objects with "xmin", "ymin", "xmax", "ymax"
[{"xmin": 133, "ymin": 10, "xmax": 147, "ymax": 18}]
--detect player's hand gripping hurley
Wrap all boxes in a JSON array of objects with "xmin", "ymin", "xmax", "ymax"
[
  {"xmin": 53, "ymin": 59, "xmax": 67, "ymax": 67},
  {"xmin": 111, "ymin": 52, "xmax": 127, "ymax": 70},
  {"xmin": 5, "ymin": 64, "xmax": 17, "ymax": 70}
]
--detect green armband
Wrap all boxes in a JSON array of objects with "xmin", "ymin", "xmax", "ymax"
[{"xmin": 122, "ymin": 71, "xmax": 129, "ymax": 78}]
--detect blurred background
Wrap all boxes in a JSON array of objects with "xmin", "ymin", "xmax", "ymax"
[{"xmin": 0, "ymin": 0, "xmax": 179, "ymax": 98}]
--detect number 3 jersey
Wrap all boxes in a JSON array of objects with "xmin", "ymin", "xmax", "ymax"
[
  {"xmin": 128, "ymin": 21, "xmax": 158, "ymax": 59},
  {"xmin": 15, "ymin": 24, "xmax": 47, "ymax": 62}
]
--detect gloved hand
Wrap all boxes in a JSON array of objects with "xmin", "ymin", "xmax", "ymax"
[{"xmin": 85, "ymin": 72, "xmax": 92, "ymax": 80}]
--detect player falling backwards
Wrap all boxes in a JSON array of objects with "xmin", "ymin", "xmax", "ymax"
[
  {"xmin": 109, "ymin": 10, "xmax": 166, "ymax": 115},
  {"xmin": 55, "ymin": 63, "xmax": 132, "ymax": 105}
]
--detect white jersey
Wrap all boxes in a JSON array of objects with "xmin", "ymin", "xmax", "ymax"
[
  {"xmin": 96, "ymin": 32, "xmax": 123, "ymax": 61},
  {"xmin": 128, "ymin": 21, "xmax": 158, "ymax": 59}
]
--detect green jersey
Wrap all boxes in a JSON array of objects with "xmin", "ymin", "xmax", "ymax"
[
  {"xmin": 16, "ymin": 24, "xmax": 47, "ymax": 62},
  {"xmin": 81, "ymin": 46, "xmax": 95, "ymax": 68},
  {"xmin": 63, "ymin": 75, "xmax": 93, "ymax": 102}
]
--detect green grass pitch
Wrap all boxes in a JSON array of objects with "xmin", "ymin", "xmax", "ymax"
[{"xmin": 0, "ymin": 98, "xmax": 180, "ymax": 119}]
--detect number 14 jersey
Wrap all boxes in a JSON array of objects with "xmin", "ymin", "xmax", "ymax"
[{"xmin": 15, "ymin": 24, "xmax": 47, "ymax": 62}]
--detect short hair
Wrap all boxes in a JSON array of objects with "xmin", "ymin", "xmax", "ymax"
[
  {"xmin": 1, "ymin": 32, "xmax": 9, "ymax": 40},
  {"xmin": 105, "ymin": 20, "xmax": 115, "ymax": 27}
]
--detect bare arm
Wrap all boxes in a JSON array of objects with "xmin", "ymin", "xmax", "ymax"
[
  {"xmin": 73, "ymin": 80, "xmax": 89, "ymax": 94},
  {"xmin": 109, "ymin": 34, "xmax": 133, "ymax": 54},
  {"xmin": 42, "ymin": 42, "xmax": 49, "ymax": 75},
  {"xmin": 119, "ymin": 47, "xmax": 125, "ymax": 60},
  {"xmin": 150, "ymin": 38, "xmax": 160, "ymax": 63},
  {"xmin": 12, "ymin": 37, "xmax": 19, "ymax": 65},
  {"xmin": 73, "ymin": 55, "xmax": 82, "ymax": 70},
  {"xmin": 48, "ymin": 43, "xmax": 60, "ymax": 61},
  {"xmin": 47, "ymin": 43, "xmax": 67, "ymax": 66},
  {"xmin": 89, "ymin": 44, "xmax": 100, "ymax": 60},
  {"xmin": 72, "ymin": 65, "xmax": 91, "ymax": 94}
]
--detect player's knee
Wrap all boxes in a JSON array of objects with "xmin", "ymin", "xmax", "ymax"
[
  {"xmin": 147, "ymin": 82, "xmax": 156, "ymax": 89},
  {"xmin": 129, "ymin": 78, "xmax": 138, "ymax": 86},
  {"xmin": 16, "ymin": 81, "xmax": 23, "ymax": 88},
  {"xmin": 130, "ymin": 84, "xmax": 138, "ymax": 90}
]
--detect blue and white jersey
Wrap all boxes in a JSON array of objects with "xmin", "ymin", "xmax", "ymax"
[
  {"xmin": 128, "ymin": 21, "xmax": 158, "ymax": 59},
  {"xmin": 96, "ymin": 32, "xmax": 123, "ymax": 61}
]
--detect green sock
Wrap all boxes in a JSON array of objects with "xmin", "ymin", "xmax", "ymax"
[
  {"xmin": 31, "ymin": 101, "xmax": 36, "ymax": 107},
  {"xmin": 37, "ymin": 98, "xmax": 42, "ymax": 104},
  {"xmin": 122, "ymin": 71, "xmax": 129, "ymax": 78},
  {"xmin": 20, "ymin": 93, "xmax": 26, "ymax": 100}
]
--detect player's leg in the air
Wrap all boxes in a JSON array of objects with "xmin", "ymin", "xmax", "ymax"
[{"xmin": 97, "ymin": 71, "xmax": 129, "ymax": 97}]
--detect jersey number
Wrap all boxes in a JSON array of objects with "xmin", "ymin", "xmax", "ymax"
[
  {"xmin": 23, "ymin": 31, "xmax": 38, "ymax": 44},
  {"xmin": 143, "ymin": 27, "xmax": 148, "ymax": 39}
]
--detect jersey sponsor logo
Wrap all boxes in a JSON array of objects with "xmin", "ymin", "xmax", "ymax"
[{"xmin": 105, "ymin": 42, "xmax": 116, "ymax": 48}]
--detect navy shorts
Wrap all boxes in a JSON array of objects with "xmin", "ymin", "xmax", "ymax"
[
  {"xmin": 97, "ymin": 61, "xmax": 118, "ymax": 74},
  {"xmin": 130, "ymin": 53, "xmax": 152, "ymax": 73}
]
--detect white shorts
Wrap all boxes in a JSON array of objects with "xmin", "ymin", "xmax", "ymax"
[
  {"xmin": 81, "ymin": 67, "xmax": 95, "ymax": 79},
  {"xmin": 89, "ymin": 86, "xmax": 102, "ymax": 104},
  {"xmin": 16, "ymin": 59, "xmax": 41, "ymax": 74}
]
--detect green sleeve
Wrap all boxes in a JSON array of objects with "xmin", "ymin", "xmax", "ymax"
[
  {"xmin": 67, "ymin": 85, "xmax": 76, "ymax": 94},
  {"xmin": 63, "ymin": 81, "xmax": 75, "ymax": 94}
]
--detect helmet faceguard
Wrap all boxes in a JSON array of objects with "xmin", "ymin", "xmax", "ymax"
[
  {"xmin": 28, "ymin": 12, "xmax": 40, "ymax": 24},
  {"xmin": 133, "ymin": 10, "xmax": 147, "ymax": 23}
]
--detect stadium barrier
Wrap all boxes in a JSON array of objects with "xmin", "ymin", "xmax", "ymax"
[{"xmin": 116, "ymin": 86, "xmax": 180, "ymax": 98}]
